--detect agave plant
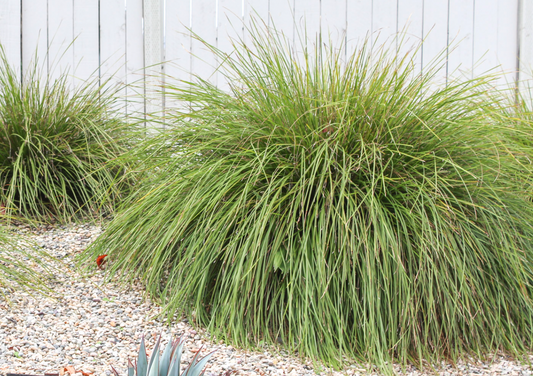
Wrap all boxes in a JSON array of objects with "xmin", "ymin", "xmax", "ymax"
[{"xmin": 112, "ymin": 335, "xmax": 223, "ymax": 376}]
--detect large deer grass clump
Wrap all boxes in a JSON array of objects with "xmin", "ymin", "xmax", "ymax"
[
  {"xmin": 85, "ymin": 26, "xmax": 533, "ymax": 370},
  {"xmin": 0, "ymin": 45, "xmax": 132, "ymax": 222}
]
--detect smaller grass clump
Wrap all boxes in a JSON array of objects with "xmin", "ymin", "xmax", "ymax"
[
  {"xmin": 85, "ymin": 24, "xmax": 533, "ymax": 372},
  {"xmin": 0, "ymin": 45, "xmax": 133, "ymax": 222}
]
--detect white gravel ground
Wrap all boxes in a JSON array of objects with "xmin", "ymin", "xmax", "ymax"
[{"xmin": 0, "ymin": 224, "xmax": 532, "ymax": 376}]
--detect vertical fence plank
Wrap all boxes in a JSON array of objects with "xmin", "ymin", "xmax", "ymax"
[
  {"xmin": 47, "ymin": 0, "xmax": 73, "ymax": 83},
  {"xmin": 269, "ymin": 0, "xmax": 295, "ymax": 43},
  {"xmin": 165, "ymin": 0, "xmax": 191, "ymax": 86},
  {"xmin": 218, "ymin": 0, "xmax": 244, "ymax": 91},
  {"xmin": 144, "ymin": 0, "xmax": 164, "ymax": 119},
  {"xmin": 292, "ymin": 0, "xmax": 320, "ymax": 69},
  {"xmin": 397, "ymin": 0, "xmax": 424, "ymax": 73},
  {"xmin": 73, "ymin": 0, "xmax": 99, "ymax": 86},
  {"xmin": 0, "ymin": 0, "xmax": 524, "ymax": 116},
  {"xmin": 125, "ymin": 0, "xmax": 144, "ymax": 118},
  {"xmin": 519, "ymin": 0, "xmax": 533, "ymax": 96},
  {"xmin": 242, "ymin": 0, "xmax": 269, "ymax": 80},
  {"xmin": 472, "ymin": 0, "xmax": 499, "ymax": 79},
  {"xmin": 448, "ymin": 0, "xmax": 474, "ymax": 80},
  {"xmin": 190, "ymin": 0, "xmax": 218, "ymax": 85},
  {"xmin": 496, "ymin": 0, "xmax": 518, "ymax": 88},
  {"xmin": 219, "ymin": 0, "xmax": 244, "ymax": 49},
  {"xmin": 320, "ymin": 0, "xmax": 346, "ymax": 50},
  {"xmin": 242, "ymin": 0, "xmax": 270, "ymax": 91},
  {"xmin": 294, "ymin": 0, "xmax": 320, "ymax": 46},
  {"xmin": 346, "ymin": 0, "xmax": 372, "ymax": 57},
  {"xmin": 22, "ymin": 0, "xmax": 48, "ymax": 77},
  {"xmin": 422, "ymin": 0, "xmax": 449, "ymax": 82},
  {"xmin": 244, "ymin": 0, "xmax": 269, "ymax": 33},
  {"xmin": 243, "ymin": 0, "xmax": 271, "ymax": 58},
  {"xmin": 165, "ymin": 0, "xmax": 192, "ymax": 117},
  {"xmin": 100, "ymin": 0, "xmax": 127, "ymax": 112},
  {"xmin": 372, "ymin": 0, "xmax": 398, "ymax": 46},
  {"xmin": 263, "ymin": 0, "xmax": 294, "ymax": 79},
  {"xmin": 0, "ymin": 0, "xmax": 21, "ymax": 80}
]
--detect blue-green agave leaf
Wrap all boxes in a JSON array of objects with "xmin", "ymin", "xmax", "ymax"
[
  {"xmin": 182, "ymin": 349, "xmax": 214, "ymax": 376},
  {"xmin": 167, "ymin": 339, "xmax": 185, "ymax": 376},
  {"xmin": 146, "ymin": 335, "xmax": 161, "ymax": 376},
  {"xmin": 127, "ymin": 359, "xmax": 135, "ymax": 376},
  {"xmin": 159, "ymin": 338, "xmax": 173, "ymax": 376},
  {"xmin": 137, "ymin": 335, "xmax": 148, "ymax": 376},
  {"xmin": 147, "ymin": 353, "xmax": 159, "ymax": 376}
]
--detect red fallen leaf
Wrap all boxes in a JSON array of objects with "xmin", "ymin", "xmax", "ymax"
[
  {"xmin": 81, "ymin": 371, "xmax": 93, "ymax": 376},
  {"xmin": 64, "ymin": 365, "xmax": 76, "ymax": 375},
  {"xmin": 96, "ymin": 254, "xmax": 108, "ymax": 269},
  {"xmin": 322, "ymin": 125, "xmax": 335, "ymax": 134}
]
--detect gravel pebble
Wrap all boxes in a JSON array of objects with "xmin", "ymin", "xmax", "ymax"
[{"xmin": 0, "ymin": 224, "xmax": 532, "ymax": 376}]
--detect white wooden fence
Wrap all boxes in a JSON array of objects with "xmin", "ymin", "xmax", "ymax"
[{"xmin": 1, "ymin": 0, "xmax": 532, "ymax": 117}]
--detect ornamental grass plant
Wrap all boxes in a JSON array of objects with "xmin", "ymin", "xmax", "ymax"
[
  {"xmin": 0, "ymin": 45, "xmax": 133, "ymax": 223},
  {"xmin": 84, "ymin": 24, "xmax": 533, "ymax": 372}
]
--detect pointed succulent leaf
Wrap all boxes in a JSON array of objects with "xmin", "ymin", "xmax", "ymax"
[
  {"xmin": 167, "ymin": 340, "xmax": 184, "ymax": 376},
  {"xmin": 137, "ymin": 335, "xmax": 148, "ymax": 376},
  {"xmin": 146, "ymin": 335, "xmax": 161, "ymax": 376},
  {"xmin": 127, "ymin": 359, "xmax": 135, "ymax": 376},
  {"xmin": 167, "ymin": 358, "xmax": 178, "ymax": 376},
  {"xmin": 183, "ymin": 349, "xmax": 214, "ymax": 376},
  {"xmin": 147, "ymin": 352, "xmax": 159, "ymax": 376},
  {"xmin": 181, "ymin": 347, "xmax": 199, "ymax": 376},
  {"xmin": 159, "ymin": 338, "xmax": 173, "ymax": 376}
]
